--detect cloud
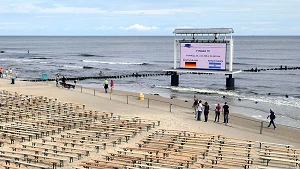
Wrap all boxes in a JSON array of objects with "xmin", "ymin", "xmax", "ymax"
[
  {"xmin": 0, "ymin": 2, "xmax": 253, "ymax": 16},
  {"xmin": 113, "ymin": 7, "xmax": 252, "ymax": 15},
  {"xmin": 0, "ymin": 22, "xmax": 28, "ymax": 25},
  {"xmin": 214, "ymin": 8, "xmax": 252, "ymax": 12},
  {"xmin": 78, "ymin": 17, "xmax": 117, "ymax": 20},
  {"xmin": 35, "ymin": 15, "xmax": 57, "ymax": 18},
  {"xmin": 114, "ymin": 8, "xmax": 199, "ymax": 15},
  {"xmin": 120, "ymin": 24, "xmax": 159, "ymax": 31},
  {"xmin": 0, "ymin": 22, "xmax": 28, "ymax": 30},
  {"xmin": 0, "ymin": 3, "xmax": 108, "ymax": 14},
  {"xmin": 251, "ymin": 22, "xmax": 279, "ymax": 25},
  {"xmin": 164, "ymin": 26, "xmax": 193, "ymax": 31},
  {"xmin": 238, "ymin": 21, "xmax": 279, "ymax": 25},
  {"xmin": 253, "ymin": 28, "xmax": 277, "ymax": 31},
  {"xmin": 0, "ymin": 3, "xmax": 199, "ymax": 15}
]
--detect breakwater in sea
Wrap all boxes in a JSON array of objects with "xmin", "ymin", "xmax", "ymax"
[
  {"xmin": 21, "ymin": 66, "xmax": 300, "ymax": 82},
  {"xmin": 21, "ymin": 72, "xmax": 170, "ymax": 82}
]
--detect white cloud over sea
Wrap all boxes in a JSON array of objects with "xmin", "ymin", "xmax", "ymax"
[
  {"xmin": 0, "ymin": 0, "xmax": 299, "ymax": 35},
  {"xmin": 120, "ymin": 24, "xmax": 159, "ymax": 31}
]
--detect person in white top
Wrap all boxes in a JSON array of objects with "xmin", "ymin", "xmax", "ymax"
[
  {"xmin": 5, "ymin": 69, "xmax": 8, "ymax": 78},
  {"xmin": 197, "ymin": 100, "xmax": 203, "ymax": 121},
  {"xmin": 9, "ymin": 68, "xmax": 13, "ymax": 76}
]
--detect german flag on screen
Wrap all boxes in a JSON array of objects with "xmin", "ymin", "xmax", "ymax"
[{"xmin": 185, "ymin": 62, "xmax": 196, "ymax": 68}]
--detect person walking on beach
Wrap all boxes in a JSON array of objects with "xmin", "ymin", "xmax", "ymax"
[
  {"xmin": 204, "ymin": 102, "xmax": 210, "ymax": 122},
  {"xmin": 110, "ymin": 80, "xmax": 114, "ymax": 93},
  {"xmin": 197, "ymin": 100, "xmax": 202, "ymax": 121},
  {"xmin": 62, "ymin": 76, "xmax": 66, "ymax": 86},
  {"xmin": 74, "ymin": 79, "xmax": 77, "ymax": 86},
  {"xmin": 5, "ymin": 69, "xmax": 8, "ymax": 78},
  {"xmin": 192, "ymin": 96, "xmax": 199, "ymax": 115},
  {"xmin": 9, "ymin": 68, "xmax": 13, "ymax": 78},
  {"xmin": 103, "ymin": 79, "xmax": 109, "ymax": 93},
  {"xmin": 55, "ymin": 75, "xmax": 59, "ymax": 87},
  {"xmin": 0, "ymin": 68, "xmax": 3, "ymax": 78},
  {"xmin": 223, "ymin": 102, "xmax": 230, "ymax": 124},
  {"xmin": 267, "ymin": 109, "xmax": 276, "ymax": 129},
  {"xmin": 215, "ymin": 103, "xmax": 221, "ymax": 122}
]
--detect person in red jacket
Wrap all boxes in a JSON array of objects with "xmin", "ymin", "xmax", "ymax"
[{"xmin": 110, "ymin": 80, "xmax": 114, "ymax": 93}]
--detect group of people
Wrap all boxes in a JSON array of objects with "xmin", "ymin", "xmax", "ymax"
[
  {"xmin": 192, "ymin": 96, "xmax": 230, "ymax": 124},
  {"xmin": 192, "ymin": 96, "xmax": 277, "ymax": 129},
  {"xmin": 103, "ymin": 79, "xmax": 114, "ymax": 93},
  {"xmin": 0, "ymin": 68, "xmax": 17, "ymax": 79},
  {"xmin": 55, "ymin": 75, "xmax": 77, "ymax": 88},
  {"xmin": 55, "ymin": 75, "xmax": 64, "ymax": 87},
  {"xmin": 54, "ymin": 74, "xmax": 114, "ymax": 93}
]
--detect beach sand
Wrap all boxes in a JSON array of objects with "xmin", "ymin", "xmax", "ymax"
[{"xmin": 0, "ymin": 79, "xmax": 299, "ymax": 168}]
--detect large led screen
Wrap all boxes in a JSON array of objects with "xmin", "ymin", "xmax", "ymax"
[{"xmin": 180, "ymin": 43, "xmax": 226, "ymax": 70}]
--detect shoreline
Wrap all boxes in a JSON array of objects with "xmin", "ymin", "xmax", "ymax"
[
  {"xmin": 97, "ymin": 88, "xmax": 300, "ymax": 145},
  {"xmin": 1, "ymin": 79, "xmax": 300, "ymax": 148},
  {"xmin": 78, "ymin": 77, "xmax": 300, "ymax": 129},
  {"xmin": 80, "ymin": 81, "xmax": 300, "ymax": 128}
]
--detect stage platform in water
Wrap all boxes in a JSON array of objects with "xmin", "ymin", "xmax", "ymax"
[{"xmin": 163, "ymin": 69, "xmax": 242, "ymax": 75}]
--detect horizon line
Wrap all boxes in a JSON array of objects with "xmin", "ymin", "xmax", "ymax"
[{"xmin": 1, "ymin": 35, "xmax": 300, "ymax": 37}]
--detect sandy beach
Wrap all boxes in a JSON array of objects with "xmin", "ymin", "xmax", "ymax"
[{"xmin": 0, "ymin": 78, "xmax": 299, "ymax": 169}]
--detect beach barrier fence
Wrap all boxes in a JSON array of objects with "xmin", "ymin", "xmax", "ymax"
[
  {"xmin": 73, "ymin": 85, "xmax": 300, "ymax": 137},
  {"xmin": 30, "ymin": 81, "xmax": 299, "ymax": 141}
]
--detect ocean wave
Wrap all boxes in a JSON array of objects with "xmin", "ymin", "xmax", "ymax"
[
  {"xmin": 61, "ymin": 65, "xmax": 94, "ymax": 69},
  {"xmin": 80, "ymin": 53, "xmax": 96, "ymax": 57},
  {"xmin": 244, "ymin": 95, "xmax": 300, "ymax": 109},
  {"xmin": 286, "ymin": 73, "xmax": 298, "ymax": 76},
  {"xmin": 139, "ymin": 70, "xmax": 165, "ymax": 74},
  {"xmin": 63, "ymin": 65, "xmax": 83, "ymax": 69},
  {"xmin": 278, "ymin": 114, "xmax": 300, "ymax": 122},
  {"xmin": 238, "ymin": 57, "xmax": 291, "ymax": 61},
  {"xmin": 39, "ymin": 62, "xmax": 48, "ymax": 64},
  {"xmin": 29, "ymin": 57, "xmax": 50, "ymax": 60},
  {"xmin": 103, "ymin": 68, "xmax": 111, "ymax": 70},
  {"xmin": 254, "ymin": 85, "xmax": 273, "ymax": 89},
  {"xmin": 294, "ymin": 95, "xmax": 300, "ymax": 99},
  {"xmin": 125, "ymin": 80, "xmax": 137, "ymax": 84},
  {"xmin": 82, "ymin": 60, "xmax": 149, "ymax": 65},
  {"xmin": 79, "ymin": 53, "xmax": 106, "ymax": 57},
  {"xmin": 155, "ymin": 86, "xmax": 240, "ymax": 97},
  {"xmin": 0, "ymin": 58, "xmax": 32, "ymax": 62},
  {"xmin": 153, "ymin": 60, "xmax": 173, "ymax": 63},
  {"xmin": 155, "ymin": 85, "xmax": 300, "ymax": 109},
  {"xmin": 83, "ymin": 66, "xmax": 94, "ymax": 69},
  {"xmin": 233, "ymin": 62, "xmax": 252, "ymax": 66}
]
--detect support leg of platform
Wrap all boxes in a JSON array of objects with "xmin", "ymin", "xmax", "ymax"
[
  {"xmin": 171, "ymin": 73, "xmax": 179, "ymax": 86},
  {"xmin": 226, "ymin": 74, "xmax": 235, "ymax": 90}
]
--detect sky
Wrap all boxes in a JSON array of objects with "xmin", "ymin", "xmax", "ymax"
[{"xmin": 0, "ymin": 0, "xmax": 300, "ymax": 36}]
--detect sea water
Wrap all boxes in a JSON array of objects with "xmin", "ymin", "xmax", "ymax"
[{"xmin": 0, "ymin": 36, "xmax": 299, "ymax": 128}]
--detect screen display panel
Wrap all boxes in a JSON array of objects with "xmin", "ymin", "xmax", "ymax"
[{"xmin": 180, "ymin": 43, "xmax": 226, "ymax": 70}]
